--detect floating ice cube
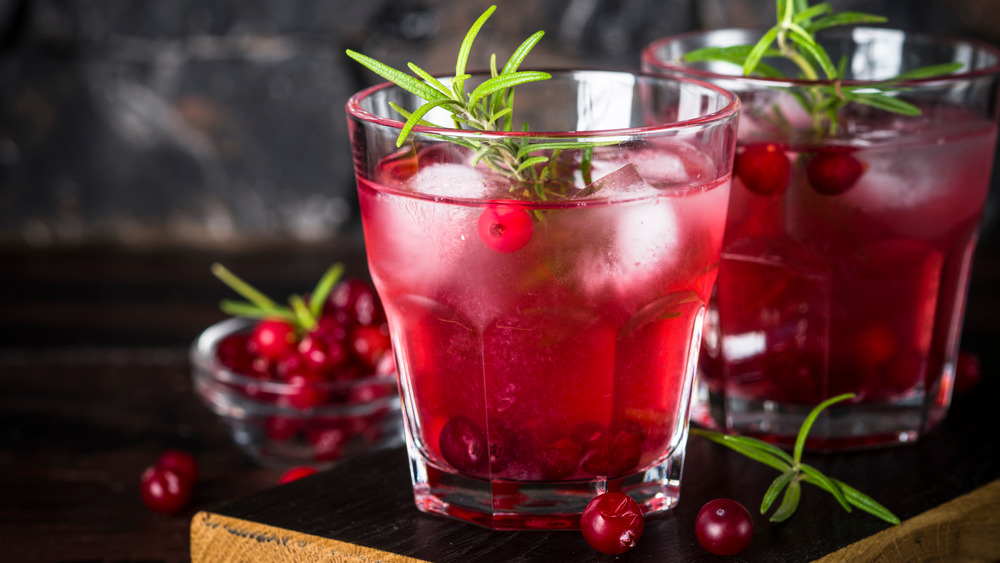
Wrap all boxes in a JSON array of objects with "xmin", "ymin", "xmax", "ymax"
[{"xmin": 405, "ymin": 163, "xmax": 495, "ymax": 199}]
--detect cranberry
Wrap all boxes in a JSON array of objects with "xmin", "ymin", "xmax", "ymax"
[
  {"xmin": 307, "ymin": 427, "xmax": 348, "ymax": 461},
  {"xmin": 477, "ymin": 204, "xmax": 533, "ymax": 253},
  {"xmin": 807, "ymin": 150, "xmax": 864, "ymax": 195},
  {"xmin": 580, "ymin": 492, "xmax": 644, "ymax": 555},
  {"xmin": 155, "ymin": 450, "xmax": 198, "ymax": 484},
  {"xmin": 439, "ymin": 415, "xmax": 487, "ymax": 474},
  {"xmin": 216, "ymin": 333, "xmax": 255, "ymax": 374},
  {"xmin": 954, "ymin": 351, "xmax": 982, "ymax": 395},
  {"xmin": 284, "ymin": 373, "xmax": 328, "ymax": 409},
  {"xmin": 541, "ymin": 437, "xmax": 582, "ymax": 479},
  {"xmin": 735, "ymin": 143, "xmax": 790, "ymax": 196},
  {"xmin": 350, "ymin": 324, "xmax": 392, "ymax": 369},
  {"xmin": 250, "ymin": 319, "xmax": 297, "ymax": 361},
  {"xmin": 329, "ymin": 278, "xmax": 386, "ymax": 327},
  {"xmin": 140, "ymin": 466, "xmax": 191, "ymax": 514},
  {"xmin": 695, "ymin": 498, "xmax": 754, "ymax": 556},
  {"xmin": 266, "ymin": 415, "xmax": 305, "ymax": 442},
  {"xmin": 278, "ymin": 466, "xmax": 318, "ymax": 484},
  {"xmin": 298, "ymin": 333, "xmax": 348, "ymax": 375}
]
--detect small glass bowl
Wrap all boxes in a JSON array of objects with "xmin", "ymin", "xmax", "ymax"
[{"xmin": 191, "ymin": 317, "xmax": 404, "ymax": 468}]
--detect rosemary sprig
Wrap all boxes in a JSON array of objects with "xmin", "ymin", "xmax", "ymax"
[
  {"xmin": 682, "ymin": 0, "xmax": 963, "ymax": 135},
  {"xmin": 691, "ymin": 393, "xmax": 901, "ymax": 525},
  {"xmin": 346, "ymin": 5, "xmax": 602, "ymax": 198}
]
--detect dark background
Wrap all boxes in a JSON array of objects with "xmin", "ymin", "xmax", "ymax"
[{"xmin": 3, "ymin": 0, "xmax": 1000, "ymax": 251}]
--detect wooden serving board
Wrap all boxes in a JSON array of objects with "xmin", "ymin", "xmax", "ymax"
[{"xmin": 190, "ymin": 377, "xmax": 1000, "ymax": 563}]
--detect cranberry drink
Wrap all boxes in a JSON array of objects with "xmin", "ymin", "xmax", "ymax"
[
  {"xmin": 644, "ymin": 26, "xmax": 1000, "ymax": 448},
  {"xmin": 347, "ymin": 69, "xmax": 739, "ymax": 529}
]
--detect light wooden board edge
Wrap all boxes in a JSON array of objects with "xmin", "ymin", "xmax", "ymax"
[
  {"xmin": 190, "ymin": 511, "xmax": 430, "ymax": 563},
  {"xmin": 815, "ymin": 478, "xmax": 1000, "ymax": 563}
]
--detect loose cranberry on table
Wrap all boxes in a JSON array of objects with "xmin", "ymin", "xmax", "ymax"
[
  {"xmin": 580, "ymin": 492, "xmax": 645, "ymax": 555},
  {"xmin": 156, "ymin": 449, "xmax": 199, "ymax": 484},
  {"xmin": 278, "ymin": 466, "xmax": 318, "ymax": 484},
  {"xmin": 140, "ymin": 466, "xmax": 192, "ymax": 514},
  {"xmin": 695, "ymin": 498, "xmax": 754, "ymax": 556}
]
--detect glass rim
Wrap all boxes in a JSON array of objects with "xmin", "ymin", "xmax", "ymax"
[
  {"xmin": 642, "ymin": 26, "xmax": 1000, "ymax": 88},
  {"xmin": 345, "ymin": 68, "xmax": 741, "ymax": 140}
]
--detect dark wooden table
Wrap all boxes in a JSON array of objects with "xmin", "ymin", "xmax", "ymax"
[{"xmin": 2, "ymin": 239, "xmax": 999, "ymax": 562}]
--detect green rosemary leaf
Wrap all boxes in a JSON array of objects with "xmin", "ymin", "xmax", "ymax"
[
  {"xmin": 308, "ymin": 264, "xmax": 344, "ymax": 320},
  {"xmin": 406, "ymin": 62, "xmax": 454, "ymax": 99},
  {"xmin": 794, "ymin": 393, "xmax": 853, "ymax": 463},
  {"xmin": 682, "ymin": 45, "xmax": 784, "ymax": 77},
  {"xmin": 793, "ymin": 2, "xmax": 832, "ymax": 24},
  {"xmin": 397, "ymin": 99, "xmax": 462, "ymax": 147},
  {"xmin": 468, "ymin": 71, "xmax": 552, "ymax": 110},
  {"xmin": 516, "ymin": 155, "xmax": 549, "ymax": 173},
  {"xmin": 787, "ymin": 23, "xmax": 838, "ymax": 78},
  {"xmin": 762, "ymin": 470, "xmax": 797, "ymax": 514},
  {"xmin": 289, "ymin": 295, "xmax": 315, "ymax": 331},
  {"xmin": 807, "ymin": 11, "xmax": 887, "ymax": 33},
  {"xmin": 696, "ymin": 429, "xmax": 796, "ymax": 465},
  {"xmin": 893, "ymin": 62, "xmax": 964, "ymax": 80},
  {"xmin": 487, "ymin": 107, "xmax": 513, "ymax": 128},
  {"xmin": 691, "ymin": 429, "xmax": 793, "ymax": 473},
  {"xmin": 454, "ymin": 5, "xmax": 497, "ymax": 100},
  {"xmin": 581, "ymin": 145, "xmax": 594, "ymax": 186},
  {"xmin": 502, "ymin": 30, "xmax": 545, "ymax": 75},
  {"xmin": 845, "ymin": 92, "xmax": 922, "ymax": 116},
  {"xmin": 345, "ymin": 50, "xmax": 446, "ymax": 104},
  {"xmin": 832, "ymin": 478, "xmax": 902, "ymax": 524},
  {"xmin": 770, "ymin": 479, "xmax": 802, "ymax": 522},
  {"xmin": 799, "ymin": 463, "xmax": 851, "ymax": 512},
  {"xmin": 212, "ymin": 263, "xmax": 279, "ymax": 310},
  {"xmin": 744, "ymin": 25, "xmax": 782, "ymax": 76},
  {"xmin": 219, "ymin": 300, "xmax": 295, "ymax": 322}
]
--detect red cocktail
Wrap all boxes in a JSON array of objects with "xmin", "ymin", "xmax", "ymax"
[{"xmin": 347, "ymin": 70, "xmax": 738, "ymax": 528}]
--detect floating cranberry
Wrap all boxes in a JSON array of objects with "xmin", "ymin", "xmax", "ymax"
[
  {"xmin": 278, "ymin": 466, "xmax": 318, "ymax": 484},
  {"xmin": 140, "ymin": 466, "xmax": 191, "ymax": 514},
  {"xmin": 250, "ymin": 319, "xmax": 297, "ymax": 361},
  {"xmin": 954, "ymin": 351, "xmax": 982, "ymax": 395},
  {"xmin": 735, "ymin": 143, "xmax": 790, "ymax": 196},
  {"xmin": 807, "ymin": 150, "xmax": 864, "ymax": 195},
  {"xmin": 580, "ymin": 492, "xmax": 644, "ymax": 555},
  {"xmin": 477, "ymin": 204, "xmax": 533, "ymax": 253},
  {"xmin": 156, "ymin": 450, "xmax": 198, "ymax": 484},
  {"xmin": 609, "ymin": 430, "xmax": 643, "ymax": 476},
  {"xmin": 695, "ymin": 498, "xmax": 754, "ymax": 556},
  {"xmin": 439, "ymin": 415, "xmax": 487, "ymax": 474}
]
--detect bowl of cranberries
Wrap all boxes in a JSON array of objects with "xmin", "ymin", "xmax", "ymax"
[{"xmin": 191, "ymin": 263, "xmax": 403, "ymax": 468}]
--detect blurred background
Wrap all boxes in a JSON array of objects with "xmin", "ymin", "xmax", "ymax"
[{"xmin": 2, "ymin": 0, "xmax": 1000, "ymax": 251}]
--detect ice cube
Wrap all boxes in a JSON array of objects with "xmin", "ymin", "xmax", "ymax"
[
  {"xmin": 576, "ymin": 163, "xmax": 651, "ymax": 198},
  {"xmin": 405, "ymin": 163, "xmax": 495, "ymax": 199}
]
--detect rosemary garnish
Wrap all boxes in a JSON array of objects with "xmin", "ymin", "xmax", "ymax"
[
  {"xmin": 682, "ymin": 0, "xmax": 963, "ymax": 135},
  {"xmin": 212, "ymin": 263, "xmax": 343, "ymax": 332},
  {"xmin": 347, "ymin": 5, "xmax": 604, "ymax": 200},
  {"xmin": 692, "ymin": 393, "xmax": 901, "ymax": 525}
]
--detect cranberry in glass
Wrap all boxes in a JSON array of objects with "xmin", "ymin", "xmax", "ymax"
[
  {"xmin": 807, "ymin": 150, "xmax": 864, "ymax": 195},
  {"xmin": 278, "ymin": 466, "xmax": 318, "ymax": 484},
  {"xmin": 735, "ymin": 143, "xmax": 790, "ymax": 196},
  {"xmin": 695, "ymin": 498, "xmax": 754, "ymax": 556},
  {"xmin": 140, "ymin": 466, "xmax": 192, "ymax": 514},
  {"xmin": 250, "ymin": 319, "xmax": 297, "ymax": 361},
  {"xmin": 156, "ymin": 449, "xmax": 198, "ymax": 484},
  {"xmin": 580, "ymin": 492, "xmax": 644, "ymax": 555},
  {"xmin": 439, "ymin": 415, "xmax": 488, "ymax": 474},
  {"xmin": 477, "ymin": 204, "xmax": 533, "ymax": 253}
]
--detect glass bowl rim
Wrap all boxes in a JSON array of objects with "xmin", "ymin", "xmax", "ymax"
[{"xmin": 642, "ymin": 26, "xmax": 1000, "ymax": 88}]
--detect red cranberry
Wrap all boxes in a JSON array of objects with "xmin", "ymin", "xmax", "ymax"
[
  {"xmin": 308, "ymin": 427, "xmax": 349, "ymax": 461},
  {"xmin": 438, "ymin": 415, "xmax": 487, "ymax": 474},
  {"xmin": 608, "ymin": 430, "xmax": 643, "ymax": 476},
  {"xmin": 278, "ymin": 466, "xmax": 318, "ymax": 484},
  {"xmin": 329, "ymin": 279, "xmax": 385, "ymax": 327},
  {"xmin": 350, "ymin": 325, "xmax": 392, "ymax": 369},
  {"xmin": 284, "ymin": 373, "xmax": 328, "ymax": 409},
  {"xmin": 807, "ymin": 150, "xmax": 864, "ymax": 195},
  {"xmin": 216, "ymin": 333, "xmax": 254, "ymax": 374},
  {"xmin": 477, "ymin": 204, "xmax": 533, "ymax": 253},
  {"xmin": 735, "ymin": 143, "xmax": 790, "ymax": 196},
  {"xmin": 580, "ymin": 492, "xmax": 644, "ymax": 555},
  {"xmin": 140, "ymin": 466, "xmax": 191, "ymax": 514},
  {"xmin": 541, "ymin": 437, "xmax": 582, "ymax": 479},
  {"xmin": 695, "ymin": 498, "xmax": 754, "ymax": 556},
  {"xmin": 155, "ymin": 450, "xmax": 198, "ymax": 484},
  {"xmin": 298, "ymin": 333, "xmax": 349, "ymax": 375},
  {"xmin": 954, "ymin": 351, "xmax": 982, "ymax": 395},
  {"xmin": 266, "ymin": 416, "xmax": 305, "ymax": 442},
  {"xmin": 250, "ymin": 319, "xmax": 297, "ymax": 361}
]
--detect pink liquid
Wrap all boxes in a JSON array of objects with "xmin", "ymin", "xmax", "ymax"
[
  {"xmin": 357, "ymin": 145, "xmax": 729, "ymax": 492},
  {"xmin": 700, "ymin": 106, "xmax": 996, "ymax": 446}
]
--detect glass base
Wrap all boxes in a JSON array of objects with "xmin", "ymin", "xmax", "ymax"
[
  {"xmin": 407, "ymin": 441, "xmax": 687, "ymax": 530},
  {"xmin": 691, "ymin": 376, "xmax": 951, "ymax": 451}
]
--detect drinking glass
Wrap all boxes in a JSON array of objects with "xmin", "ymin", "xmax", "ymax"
[
  {"xmin": 643, "ymin": 28, "xmax": 1000, "ymax": 449},
  {"xmin": 346, "ymin": 70, "xmax": 739, "ymax": 529}
]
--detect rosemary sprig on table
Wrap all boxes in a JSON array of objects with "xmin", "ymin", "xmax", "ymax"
[
  {"xmin": 692, "ymin": 393, "xmax": 901, "ymax": 525},
  {"xmin": 347, "ymin": 5, "xmax": 605, "ymax": 200},
  {"xmin": 682, "ymin": 0, "xmax": 962, "ymax": 135}
]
